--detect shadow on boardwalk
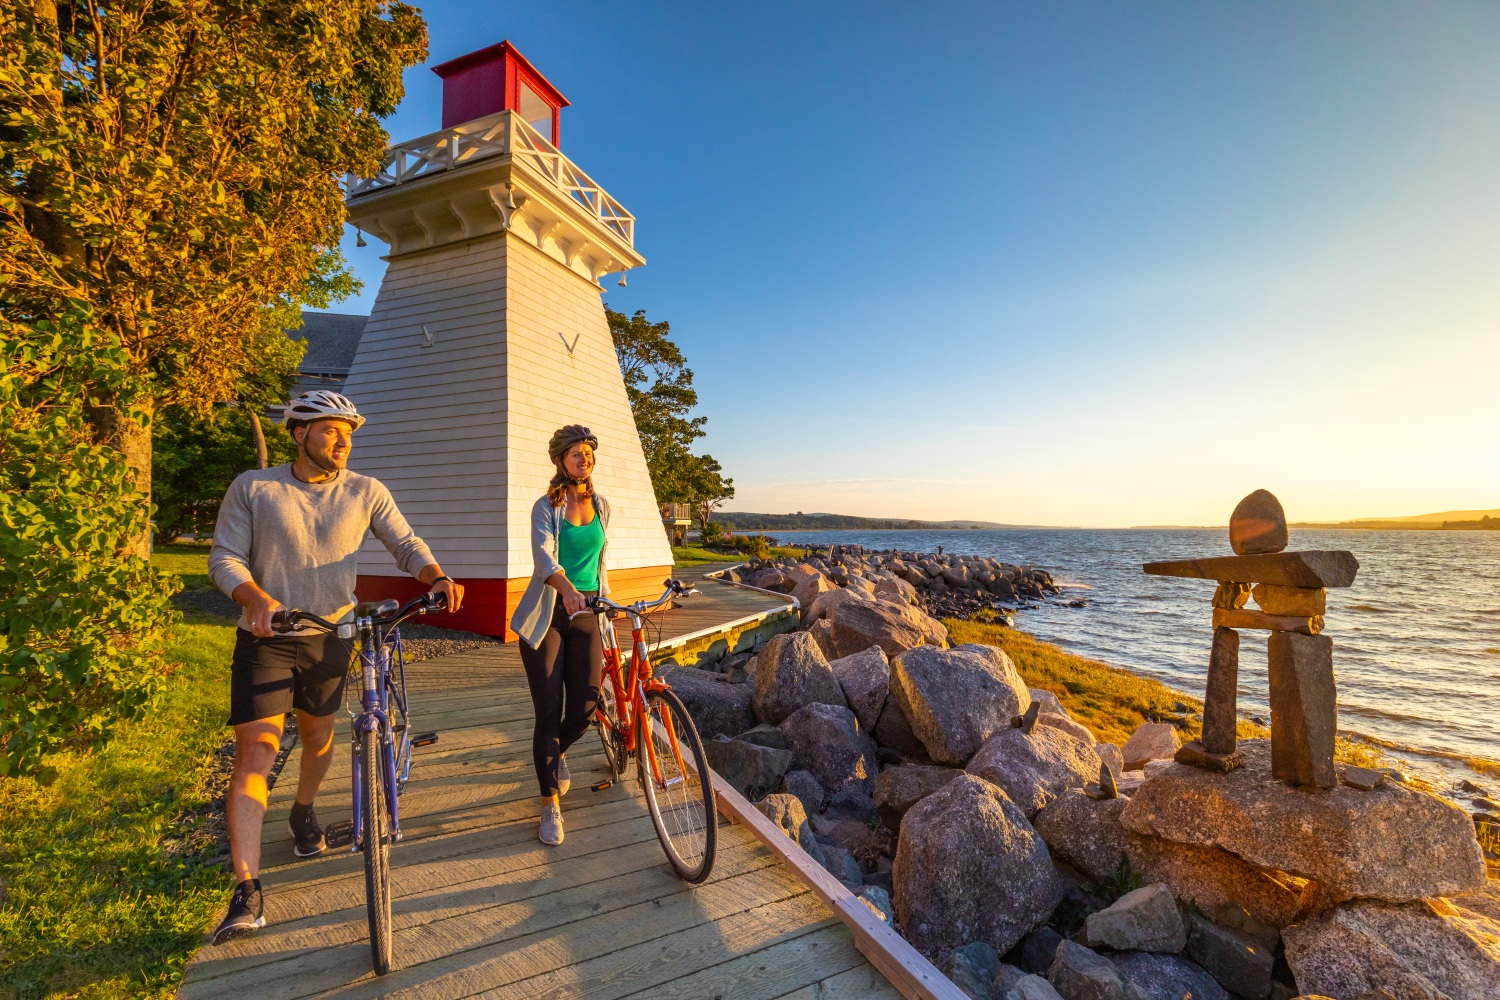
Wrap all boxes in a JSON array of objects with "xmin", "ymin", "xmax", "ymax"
[{"xmin": 180, "ymin": 576, "xmax": 902, "ymax": 999}]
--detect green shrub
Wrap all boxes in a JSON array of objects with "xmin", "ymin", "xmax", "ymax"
[
  {"xmin": 153, "ymin": 406, "xmax": 296, "ymax": 543},
  {"xmin": 0, "ymin": 310, "xmax": 177, "ymax": 782}
]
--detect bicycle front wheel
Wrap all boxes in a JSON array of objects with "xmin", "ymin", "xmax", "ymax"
[
  {"xmin": 638, "ymin": 687, "xmax": 717, "ymax": 883},
  {"xmin": 360, "ymin": 727, "xmax": 393, "ymax": 975}
]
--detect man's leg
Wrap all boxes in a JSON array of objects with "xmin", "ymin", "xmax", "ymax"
[
  {"xmin": 228, "ymin": 716, "xmax": 284, "ymax": 884},
  {"xmin": 293, "ymin": 709, "xmax": 338, "ymax": 807}
]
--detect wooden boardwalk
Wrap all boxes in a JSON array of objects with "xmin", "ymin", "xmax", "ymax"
[{"xmin": 180, "ymin": 572, "xmax": 907, "ymax": 1000}]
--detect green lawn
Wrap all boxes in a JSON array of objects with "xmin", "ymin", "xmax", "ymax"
[
  {"xmin": 0, "ymin": 547, "xmax": 236, "ymax": 1000},
  {"xmin": 670, "ymin": 543, "xmax": 808, "ymax": 567}
]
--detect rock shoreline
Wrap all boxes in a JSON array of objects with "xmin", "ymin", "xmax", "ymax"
[{"xmin": 674, "ymin": 545, "xmax": 1498, "ymax": 1000}]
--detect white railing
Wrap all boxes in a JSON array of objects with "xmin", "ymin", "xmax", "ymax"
[{"xmin": 346, "ymin": 111, "xmax": 635, "ymax": 246}]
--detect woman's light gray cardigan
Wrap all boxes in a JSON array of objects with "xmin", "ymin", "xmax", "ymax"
[{"xmin": 510, "ymin": 493, "xmax": 611, "ymax": 649}]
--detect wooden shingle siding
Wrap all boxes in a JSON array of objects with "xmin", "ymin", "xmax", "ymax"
[{"xmin": 344, "ymin": 226, "xmax": 671, "ymax": 606}]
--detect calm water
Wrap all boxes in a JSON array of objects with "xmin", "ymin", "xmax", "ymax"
[{"xmin": 772, "ymin": 528, "xmax": 1500, "ymax": 789}]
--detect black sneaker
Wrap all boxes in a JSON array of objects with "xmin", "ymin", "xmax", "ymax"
[
  {"xmin": 211, "ymin": 879, "xmax": 265, "ymax": 944},
  {"xmin": 288, "ymin": 801, "xmax": 325, "ymax": 858}
]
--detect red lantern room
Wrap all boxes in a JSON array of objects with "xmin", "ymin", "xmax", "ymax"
[{"xmin": 431, "ymin": 41, "xmax": 569, "ymax": 146}]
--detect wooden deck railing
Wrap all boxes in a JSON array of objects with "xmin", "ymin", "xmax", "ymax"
[{"xmin": 346, "ymin": 110, "xmax": 636, "ymax": 245}]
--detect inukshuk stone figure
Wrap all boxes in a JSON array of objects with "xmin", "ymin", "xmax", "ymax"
[{"xmin": 1143, "ymin": 490, "xmax": 1359, "ymax": 789}]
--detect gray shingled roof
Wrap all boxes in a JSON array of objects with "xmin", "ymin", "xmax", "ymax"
[{"xmin": 290, "ymin": 311, "xmax": 366, "ymax": 376}]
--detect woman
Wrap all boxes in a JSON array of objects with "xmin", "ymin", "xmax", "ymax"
[{"xmin": 510, "ymin": 425, "xmax": 610, "ymax": 845}]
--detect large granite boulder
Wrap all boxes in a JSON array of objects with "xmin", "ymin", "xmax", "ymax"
[
  {"xmin": 750, "ymin": 631, "xmax": 844, "ymax": 725},
  {"xmin": 1035, "ymin": 789, "xmax": 1302, "ymax": 928},
  {"xmin": 756, "ymin": 792, "xmax": 824, "ymax": 863},
  {"xmin": 1039, "ymin": 712, "xmax": 1095, "ymax": 746},
  {"xmin": 782, "ymin": 769, "xmax": 825, "ymax": 815},
  {"xmin": 704, "ymin": 735, "xmax": 792, "ymax": 798},
  {"xmin": 890, "ymin": 644, "xmax": 1032, "ymax": 766},
  {"xmin": 791, "ymin": 571, "xmax": 835, "ymax": 616},
  {"xmin": 874, "ymin": 575, "xmax": 918, "ymax": 606},
  {"xmin": 808, "ymin": 618, "xmax": 836, "ymax": 659},
  {"xmin": 1108, "ymin": 952, "xmax": 1228, "ymax": 1000},
  {"xmin": 661, "ymin": 665, "xmax": 755, "ymax": 740},
  {"xmin": 872, "ymin": 691, "xmax": 928, "ymax": 756},
  {"xmin": 1118, "ymin": 741, "xmax": 1487, "ymax": 902},
  {"xmin": 831, "ymin": 599, "xmax": 935, "ymax": 659},
  {"xmin": 874, "ymin": 763, "xmax": 963, "ymax": 829},
  {"xmin": 779, "ymin": 702, "xmax": 878, "ymax": 797},
  {"xmin": 966, "ymin": 725, "xmax": 1102, "ymax": 819},
  {"xmin": 829, "ymin": 645, "xmax": 890, "ymax": 731},
  {"xmin": 938, "ymin": 941, "xmax": 1002, "ymax": 1000},
  {"xmin": 1283, "ymin": 897, "xmax": 1500, "ymax": 1000},
  {"xmin": 1184, "ymin": 910, "xmax": 1274, "ymax": 1000},
  {"xmin": 894, "ymin": 774, "xmax": 1062, "ymax": 957},
  {"xmin": 804, "ymin": 585, "xmax": 870, "ymax": 625},
  {"xmin": 1048, "ymin": 940, "xmax": 1137, "ymax": 1000},
  {"xmin": 1082, "ymin": 883, "xmax": 1186, "ymax": 954},
  {"xmin": 1121, "ymin": 723, "xmax": 1179, "ymax": 771}
]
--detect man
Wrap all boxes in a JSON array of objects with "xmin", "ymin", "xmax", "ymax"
[{"xmin": 206, "ymin": 390, "xmax": 464, "ymax": 944}]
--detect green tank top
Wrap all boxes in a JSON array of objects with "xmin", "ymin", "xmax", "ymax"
[{"xmin": 558, "ymin": 513, "xmax": 604, "ymax": 592}]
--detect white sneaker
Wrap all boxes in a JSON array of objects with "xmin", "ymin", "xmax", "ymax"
[
  {"xmin": 557, "ymin": 754, "xmax": 571, "ymax": 797},
  {"xmin": 539, "ymin": 801, "xmax": 563, "ymax": 846}
]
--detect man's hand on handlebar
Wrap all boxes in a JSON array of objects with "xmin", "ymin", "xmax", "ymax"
[
  {"xmin": 233, "ymin": 582, "xmax": 286, "ymax": 638},
  {"xmin": 430, "ymin": 576, "xmax": 464, "ymax": 613}
]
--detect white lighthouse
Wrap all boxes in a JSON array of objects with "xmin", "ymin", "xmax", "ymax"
[{"xmin": 341, "ymin": 41, "xmax": 672, "ymax": 639}]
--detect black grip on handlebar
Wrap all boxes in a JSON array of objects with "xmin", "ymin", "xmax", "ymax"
[
  {"xmin": 427, "ymin": 591, "xmax": 448, "ymax": 610},
  {"xmin": 270, "ymin": 610, "xmax": 295, "ymax": 632}
]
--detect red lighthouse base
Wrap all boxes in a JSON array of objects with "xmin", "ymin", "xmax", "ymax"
[{"xmin": 356, "ymin": 567, "xmax": 675, "ymax": 642}]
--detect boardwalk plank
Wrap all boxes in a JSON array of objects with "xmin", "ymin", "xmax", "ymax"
[
  {"xmin": 612, "ymin": 922, "xmax": 865, "ymax": 1000},
  {"xmin": 468, "ymin": 892, "xmax": 837, "ymax": 1000}
]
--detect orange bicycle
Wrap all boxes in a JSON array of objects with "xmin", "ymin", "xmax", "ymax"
[{"xmin": 584, "ymin": 580, "xmax": 717, "ymax": 883}]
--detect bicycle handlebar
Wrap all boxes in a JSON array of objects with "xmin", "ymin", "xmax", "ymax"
[
  {"xmin": 271, "ymin": 592, "xmax": 447, "ymax": 635},
  {"xmin": 577, "ymin": 578, "xmax": 699, "ymax": 619}
]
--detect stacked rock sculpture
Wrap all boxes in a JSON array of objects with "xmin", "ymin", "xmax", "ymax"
[{"xmin": 1144, "ymin": 490, "xmax": 1359, "ymax": 789}]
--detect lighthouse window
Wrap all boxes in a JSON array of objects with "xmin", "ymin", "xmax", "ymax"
[{"xmin": 519, "ymin": 81, "xmax": 553, "ymax": 139}]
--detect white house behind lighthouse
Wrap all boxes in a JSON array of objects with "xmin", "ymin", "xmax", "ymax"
[{"xmin": 340, "ymin": 41, "xmax": 672, "ymax": 639}]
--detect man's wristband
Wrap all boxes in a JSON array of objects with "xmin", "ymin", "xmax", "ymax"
[{"xmin": 431, "ymin": 575, "xmax": 452, "ymax": 585}]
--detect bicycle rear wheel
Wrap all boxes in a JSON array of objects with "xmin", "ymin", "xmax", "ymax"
[
  {"xmin": 638, "ymin": 687, "xmax": 717, "ymax": 883},
  {"xmin": 360, "ymin": 728, "xmax": 393, "ymax": 975},
  {"xmin": 595, "ymin": 682, "xmax": 622, "ymax": 778}
]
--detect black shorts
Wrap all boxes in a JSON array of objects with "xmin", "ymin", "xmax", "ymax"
[{"xmin": 227, "ymin": 628, "xmax": 352, "ymax": 725}]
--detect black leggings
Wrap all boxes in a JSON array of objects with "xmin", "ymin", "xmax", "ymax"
[{"xmin": 518, "ymin": 600, "xmax": 603, "ymax": 797}]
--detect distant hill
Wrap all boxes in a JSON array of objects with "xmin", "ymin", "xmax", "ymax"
[
  {"xmin": 714, "ymin": 512, "xmax": 1033, "ymax": 532},
  {"xmin": 1294, "ymin": 507, "xmax": 1500, "ymax": 530}
]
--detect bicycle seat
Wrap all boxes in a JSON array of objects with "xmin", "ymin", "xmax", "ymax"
[{"xmin": 354, "ymin": 599, "xmax": 401, "ymax": 619}]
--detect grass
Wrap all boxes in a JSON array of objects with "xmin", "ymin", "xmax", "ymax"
[
  {"xmin": 0, "ymin": 546, "xmax": 236, "ymax": 1000},
  {"xmin": 671, "ymin": 543, "xmax": 809, "ymax": 568},
  {"xmin": 150, "ymin": 541, "xmax": 214, "ymax": 591}
]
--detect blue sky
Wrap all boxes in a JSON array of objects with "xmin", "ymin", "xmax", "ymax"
[{"xmin": 329, "ymin": 2, "xmax": 1500, "ymax": 526}]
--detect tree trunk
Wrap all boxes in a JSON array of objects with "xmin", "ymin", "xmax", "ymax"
[
  {"xmin": 86, "ymin": 402, "xmax": 154, "ymax": 559},
  {"xmin": 248, "ymin": 411, "xmax": 269, "ymax": 469}
]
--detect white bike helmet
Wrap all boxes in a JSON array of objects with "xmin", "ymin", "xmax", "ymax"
[{"xmin": 282, "ymin": 390, "xmax": 366, "ymax": 430}]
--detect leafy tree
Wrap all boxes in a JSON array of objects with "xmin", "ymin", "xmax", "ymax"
[
  {"xmin": 0, "ymin": 305, "xmax": 174, "ymax": 781},
  {"xmin": 2, "ymin": 1, "xmax": 427, "ymax": 556},
  {"xmin": 608, "ymin": 307, "xmax": 735, "ymax": 521},
  {"xmin": 152, "ymin": 406, "xmax": 297, "ymax": 543},
  {"xmin": 0, "ymin": 3, "xmax": 425, "ymax": 779}
]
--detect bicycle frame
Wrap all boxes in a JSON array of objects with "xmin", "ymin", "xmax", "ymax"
[
  {"xmin": 347, "ymin": 616, "xmax": 411, "ymax": 851},
  {"xmin": 595, "ymin": 607, "xmax": 691, "ymax": 790}
]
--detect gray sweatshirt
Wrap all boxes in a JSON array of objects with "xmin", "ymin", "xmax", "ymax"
[{"xmin": 209, "ymin": 465, "xmax": 436, "ymax": 632}]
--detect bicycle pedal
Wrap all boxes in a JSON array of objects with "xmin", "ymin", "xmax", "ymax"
[
  {"xmin": 591, "ymin": 779, "xmax": 613, "ymax": 792},
  {"xmin": 410, "ymin": 731, "xmax": 439, "ymax": 747},
  {"xmin": 324, "ymin": 820, "xmax": 354, "ymax": 848}
]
